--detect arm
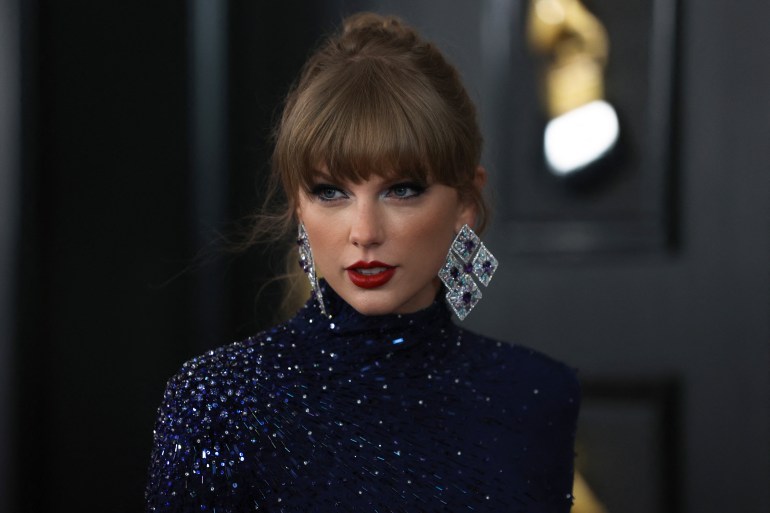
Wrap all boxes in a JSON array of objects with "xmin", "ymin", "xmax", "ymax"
[
  {"xmin": 146, "ymin": 371, "xmax": 202, "ymax": 512},
  {"xmin": 145, "ymin": 364, "xmax": 254, "ymax": 512},
  {"xmin": 520, "ymin": 361, "xmax": 582, "ymax": 513}
]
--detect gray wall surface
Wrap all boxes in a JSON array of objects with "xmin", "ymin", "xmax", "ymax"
[{"xmin": 0, "ymin": 0, "xmax": 20, "ymax": 510}]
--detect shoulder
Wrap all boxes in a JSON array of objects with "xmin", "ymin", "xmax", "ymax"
[
  {"xmin": 150, "ymin": 336, "xmax": 266, "ymax": 459},
  {"xmin": 146, "ymin": 328, "xmax": 297, "ymax": 509},
  {"xmin": 160, "ymin": 338, "xmax": 256, "ymax": 410},
  {"xmin": 159, "ymin": 325, "xmax": 299, "ymax": 417},
  {"xmin": 462, "ymin": 334, "xmax": 581, "ymax": 510},
  {"xmin": 166, "ymin": 317, "xmax": 308, "ymax": 384},
  {"xmin": 153, "ymin": 315, "xmax": 322, "ymax": 448},
  {"xmin": 457, "ymin": 328, "xmax": 581, "ymax": 410}
]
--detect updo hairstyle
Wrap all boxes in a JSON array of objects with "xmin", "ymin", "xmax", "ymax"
[{"xmin": 271, "ymin": 12, "xmax": 488, "ymax": 233}]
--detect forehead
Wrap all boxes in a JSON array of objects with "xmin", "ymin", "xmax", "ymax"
[
  {"xmin": 286, "ymin": 62, "xmax": 451, "ymax": 190},
  {"xmin": 311, "ymin": 164, "xmax": 426, "ymax": 182}
]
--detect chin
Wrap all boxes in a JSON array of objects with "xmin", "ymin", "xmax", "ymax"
[{"xmin": 334, "ymin": 276, "xmax": 439, "ymax": 316}]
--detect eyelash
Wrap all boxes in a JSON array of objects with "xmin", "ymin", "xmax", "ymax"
[
  {"xmin": 310, "ymin": 184, "xmax": 347, "ymax": 202},
  {"xmin": 310, "ymin": 183, "xmax": 427, "ymax": 202},
  {"xmin": 389, "ymin": 183, "xmax": 426, "ymax": 199}
]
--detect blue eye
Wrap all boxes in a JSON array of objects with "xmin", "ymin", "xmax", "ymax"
[
  {"xmin": 388, "ymin": 183, "xmax": 425, "ymax": 199},
  {"xmin": 311, "ymin": 184, "xmax": 347, "ymax": 202}
]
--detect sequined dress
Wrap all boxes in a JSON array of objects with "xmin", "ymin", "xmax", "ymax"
[{"xmin": 146, "ymin": 282, "xmax": 580, "ymax": 512}]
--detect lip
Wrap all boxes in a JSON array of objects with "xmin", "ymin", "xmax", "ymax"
[{"xmin": 345, "ymin": 261, "xmax": 396, "ymax": 289}]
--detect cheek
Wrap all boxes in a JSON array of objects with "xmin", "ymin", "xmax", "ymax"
[
  {"xmin": 300, "ymin": 207, "xmax": 340, "ymax": 272},
  {"xmin": 404, "ymin": 209, "xmax": 456, "ymax": 269}
]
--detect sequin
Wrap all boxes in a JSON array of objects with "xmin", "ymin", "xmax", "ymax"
[{"xmin": 146, "ymin": 280, "xmax": 580, "ymax": 512}]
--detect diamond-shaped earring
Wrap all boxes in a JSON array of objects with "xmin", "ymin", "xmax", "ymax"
[
  {"xmin": 297, "ymin": 223, "xmax": 328, "ymax": 318},
  {"xmin": 439, "ymin": 225, "xmax": 498, "ymax": 320}
]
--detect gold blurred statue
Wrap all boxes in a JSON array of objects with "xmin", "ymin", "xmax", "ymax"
[
  {"xmin": 527, "ymin": 0, "xmax": 619, "ymax": 175},
  {"xmin": 527, "ymin": 0, "xmax": 609, "ymax": 117}
]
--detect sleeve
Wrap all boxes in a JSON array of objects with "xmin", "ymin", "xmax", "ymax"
[
  {"xmin": 144, "ymin": 365, "xmax": 255, "ymax": 513},
  {"xmin": 520, "ymin": 360, "xmax": 582, "ymax": 513}
]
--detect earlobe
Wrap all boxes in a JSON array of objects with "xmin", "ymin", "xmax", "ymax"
[
  {"xmin": 295, "ymin": 189, "xmax": 306, "ymax": 221},
  {"xmin": 295, "ymin": 205, "xmax": 303, "ymax": 224},
  {"xmin": 454, "ymin": 166, "xmax": 487, "ymax": 232},
  {"xmin": 455, "ymin": 204, "xmax": 477, "ymax": 233},
  {"xmin": 474, "ymin": 166, "xmax": 488, "ymax": 189}
]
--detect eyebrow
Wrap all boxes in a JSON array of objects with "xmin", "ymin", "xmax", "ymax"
[
  {"xmin": 307, "ymin": 169, "xmax": 339, "ymax": 183},
  {"xmin": 308, "ymin": 169, "xmax": 428, "ymax": 187}
]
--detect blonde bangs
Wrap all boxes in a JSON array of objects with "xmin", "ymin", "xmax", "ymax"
[{"xmin": 277, "ymin": 58, "xmax": 472, "ymax": 198}]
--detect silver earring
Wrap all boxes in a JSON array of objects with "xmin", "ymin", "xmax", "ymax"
[
  {"xmin": 297, "ymin": 223, "xmax": 328, "ymax": 318},
  {"xmin": 438, "ymin": 224, "xmax": 498, "ymax": 320}
]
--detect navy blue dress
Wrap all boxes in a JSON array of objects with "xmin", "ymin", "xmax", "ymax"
[{"xmin": 146, "ymin": 282, "xmax": 580, "ymax": 512}]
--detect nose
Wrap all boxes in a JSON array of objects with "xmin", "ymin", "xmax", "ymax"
[{"xmin": 349, "ymin": 200, "xmax": 384, "ymax": 248}]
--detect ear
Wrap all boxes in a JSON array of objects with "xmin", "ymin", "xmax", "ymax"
[
  {"xmin": 455, "ymin": 166, "xmax": 487, "ymax": 231},
  {"xmin": 295, "ymin": 195, "xmax": 304, "ymax": 224}
]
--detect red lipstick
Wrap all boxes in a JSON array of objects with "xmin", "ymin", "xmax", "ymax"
[{"xmin": 345, "ymin": 261, "xmax": 396, "ymax": 289}]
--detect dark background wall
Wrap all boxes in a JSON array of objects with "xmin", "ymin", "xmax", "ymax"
[{"xmin": 2, "ymin": 0, "xmax": 768, "ymax": 512}]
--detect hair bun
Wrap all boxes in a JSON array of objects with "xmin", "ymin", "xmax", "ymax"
[{"xmin": 341, "ymin": 12, "xmax": 414, "ymax": 41}]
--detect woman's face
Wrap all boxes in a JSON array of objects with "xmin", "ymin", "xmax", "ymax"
[{"xmin": 297, "ymin": 169, "xmax": 480, "ymax": 316}]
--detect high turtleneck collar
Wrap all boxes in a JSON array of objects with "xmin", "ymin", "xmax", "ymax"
[
  {"xmin": 282, "ymin": 280, "xmax": 456, "ymax": 363},
  {"xmin": 292, "ymin": 279, "xmax": 452, "ymax": 336}
]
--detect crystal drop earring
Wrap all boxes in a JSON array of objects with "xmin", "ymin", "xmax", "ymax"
[
  {"xmin": 438, "ymin": 224, "xmax": 498, "ymax": 320},
  {"xmin": 297, "ymin": 223, "xmax": 328, "ymax": 317}
]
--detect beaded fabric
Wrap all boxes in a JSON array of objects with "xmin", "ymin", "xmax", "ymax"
[{"xmin": 146, "ymin": 281, "xmax": 580, "ymax": 512}]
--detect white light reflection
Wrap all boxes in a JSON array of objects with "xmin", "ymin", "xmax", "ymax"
[{"xmin": 544, "ymin": 100, "xmax": 619, "ymax": 176}]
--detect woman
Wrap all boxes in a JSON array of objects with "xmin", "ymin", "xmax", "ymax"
[{"xmin": 146, "ymin": 12, "xmax": 580, "ymax": 512}]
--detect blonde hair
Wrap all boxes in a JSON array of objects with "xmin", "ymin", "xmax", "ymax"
[
  {"xmin": 254, "ymin": 12, "xmax": 488, "ymax": 314},
  {"xmin": 268, "ymin": 12, "xmax": 486, "ymax": 233}
]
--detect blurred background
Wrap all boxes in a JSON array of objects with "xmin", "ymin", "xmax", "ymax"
[{"xmin": 1, "ymin": 0, "xmax": 768, "ymax": 511}]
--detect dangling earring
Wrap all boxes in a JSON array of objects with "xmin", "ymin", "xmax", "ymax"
[
  {"xmin": 297, "ymin": 223, "xmax": 329, "ymax": 318},
  {"xmin": 438, "ymin": 224, "xmax": 498, "ymax": 320}
]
